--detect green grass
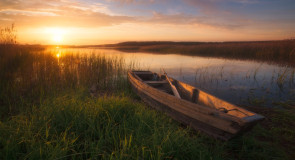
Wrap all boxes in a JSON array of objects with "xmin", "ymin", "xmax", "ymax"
[
  {"xmin": 0, "ymin": 89, "xmax": 217, "ymax": 159},
  {"xmin": 0, "ymin": 89, "xmax": 292, "ymax": 160},
  {"xmin": 0, "ymin": 45, "xmax": 294, "ymax": 159}
]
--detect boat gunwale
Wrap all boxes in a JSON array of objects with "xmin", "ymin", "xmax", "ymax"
[
  {"xmin": 128, "ymin": 70, "xmax": 265, "ymax": 140},
  {"xmin": 128, "ymin": 71, "xmax": 243, "ymax": 135},
  {"xmin": 128, "ymin": 70, "xmax": 264, "ymax": 124},
  {"xmin": 129, "ymin": 71, "xmax": 245, "ymax": 126}
]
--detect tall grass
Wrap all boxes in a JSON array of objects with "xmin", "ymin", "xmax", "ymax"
[
  {"xmin": 1, "ymin": 90, "xmax": 291, "ymax": 160},
  {"xmin": 0, "ymin": 46, "xmax": 127, "ymax": 119},
  {"xmin": 0, "ymin": 91, "xmax": 211, "ymax": 159},
  {"xmin": 0, "ymin": 46, "xmax": 294, "ymax": 159},
  {"xmin": 0, "ymin": 23, "xmax": 17, "ymax": 45},
  {"xmin": 192, "ymin": 64, "xmax": 295, "ymax": 107},
  {"xmin": 0, "ymin": 26, "xmax": 294, "ymax": 159}
]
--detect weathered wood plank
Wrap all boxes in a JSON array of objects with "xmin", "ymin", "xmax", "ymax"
[
  {"xmin": 175, "ymin": 79, "xmax": 256, "ymax": 118},
  {"xmin": 144, "ymin": 80, "xmax": 168, "ymax": 84},
  {"xmin": 135, "ymin": 87, "xmax": 234, "ymax": 140},
  {"xmin": 242, "ymin": 114, "xmax": 265, "ymax": 123},
  {"xmin": 133, "ymin": 71, "xmax": 153, "ymax": 74},
  {"xmin": 128, "ymin": 70, "xmax": 264, "ymax": 140},
  {"xmin": 132, "ymin": 75, "xmax": 244, "ymax": 123},
  {"xmin": 129, "ymin": 72, "xmax": 241, "ymax": 134},
  {"xmin": 133, "ymin": 73, "xmax": 143, "ymax": 81}
]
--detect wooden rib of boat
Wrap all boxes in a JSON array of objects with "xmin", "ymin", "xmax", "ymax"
[{"xmin": 128, "ymin": 70, "xmax": 264, "ymax": 140}]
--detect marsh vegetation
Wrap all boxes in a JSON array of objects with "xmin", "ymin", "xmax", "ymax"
[
  {"xmin": 105, "ymin": 40, "xmax": 295, "ymax": 66},
  {"xmin": 0, "ymin": 45, "xmax": 294, "ymax": 159},
  {"xmin": 0, "ymin": 24, "xmax": 17, "ymax": 45},
  {"xmin": 0, "ymin": 27, "xmax": 294, "ymax": 159}
]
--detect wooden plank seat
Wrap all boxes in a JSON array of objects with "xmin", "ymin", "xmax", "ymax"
[
  {"xmin": 144, "ymin": 80, "xmax": 168, "ymax": 84},
  {"xmin": 158, "ymin": 89, "xmax": 172, "ymax": 94},
  {"xmin": 133, "ymin": 71, "xmax": 153, "ymax": 75}
]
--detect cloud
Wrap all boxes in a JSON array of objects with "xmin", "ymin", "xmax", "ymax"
[
  {"xmin": 182, "ymin": 0, "xmax": 261, "ymax": 16},
  {"xmin": 0, "ymin": 0, "xmax": 135, "ymax": 27},
  {"xmin": 179, "ymin": 0, "xmax": 258, "ymax": 30},
  {"xmin": 0, "ymin": 12, "xmax": 135, "ymax": 28},
  {"xmin": 1, "ymin": 0, "xmax": 293, "ymax": 43},
  {"xmin": 143, "ymin": 11, "xmax": 244, "ymax": 30},
  {"xmin": 0, "ymin": 9, "xmax": 58, "ymax": 16},
  {"xmin": 233, "ymin": 0, "xmax": 259, "ymax": 4},
  {"xmin": 0, "ymin": 0, "xmax": 248, "ymax": 30},
  {"xmin": 0, "ymin": 0, "xmax": 21, "ymax": 8},
  {"xmin": 183, "ymin": 0, "xmax": 221, "ymax": 14},
  {"xmin": 148, "ymin": 12, "xmax": 197, "ymax": 24},
  {"xmin": 106, "ymin": 0, "xmax": 156, "ymax": 4}
]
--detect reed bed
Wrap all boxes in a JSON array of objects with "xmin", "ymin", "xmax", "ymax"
[
  {"xmin": 194, "ymin": 65, "xmax": 295, "ymax": 89},
  {"xmin": 192, "ymin": 64, "xmax": 295, "ymax": 106},
  {"xmin": 112, "ymin": 40, "xmax": 295, "ymax": 66},
  {"xmin": 0, "ymin": 45, "xmax": 128, "ymax": 119},
  {"xmin": 0, "ymin": 45, "xmax": 294, "ymax": 159}
]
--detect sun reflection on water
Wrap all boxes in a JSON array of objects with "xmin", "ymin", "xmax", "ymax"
[{"xmin": 47, "ymin": 47, "xmax": 295, "ymax": 106}]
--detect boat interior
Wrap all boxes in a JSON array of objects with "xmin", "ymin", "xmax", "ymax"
[
  {"xmin": 132, "ymin": 71, "xmax": 256, "ymax": 119},
  {"xmin": 132, "ymin": 71, "xmax": 173, "ymax": 94}
]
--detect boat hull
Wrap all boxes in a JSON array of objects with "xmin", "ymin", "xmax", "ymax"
[{"xmin": 128, "ymin": 71, "xmax": 264, "ymax": 140}]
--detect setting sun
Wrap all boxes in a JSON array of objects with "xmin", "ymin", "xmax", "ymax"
[
  {"xmin": 1, "ymin": 0, "xmax": 295, "ymax": 158},
  {"xmin": 53, "ymin": 34, "xmax": 62, "ymax": 43},
  {"xmin": 45, "ymin": 28, "xmax": 66, "ymax": 44}
]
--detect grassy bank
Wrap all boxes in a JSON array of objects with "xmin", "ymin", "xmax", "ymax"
[
  {"xmin": 3, "ymin": 89, "xmax": 209, "ymax": 159},
  {"xmin": 1, "ymin": 89, "xmax": 294, "ymax": 159},
  {"xmin": 105, "ymin": 40, "xmax": 295, "ymax": 66},
  {"xmin": 0, "ymin": 45, "xmax": 294, "ymax": 159}
]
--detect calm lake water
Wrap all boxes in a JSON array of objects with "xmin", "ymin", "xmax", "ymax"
[{"xmin": 55, "ymin": 47, "xmax": 295, "ymax": 107}]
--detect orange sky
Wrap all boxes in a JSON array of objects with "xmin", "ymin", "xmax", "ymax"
[{"xmin": 1, "ymin": 0, "xmax": 294, "ymax": 45}]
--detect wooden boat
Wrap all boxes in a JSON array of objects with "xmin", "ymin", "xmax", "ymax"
[{"xmin": 128, "ymin": 70, "xmax": 264, "ymax": 140}]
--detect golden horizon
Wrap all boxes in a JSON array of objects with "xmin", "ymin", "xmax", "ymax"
[{"xmin": 1, "ymin": 1, "xmax": 293, "ymax": 45}]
